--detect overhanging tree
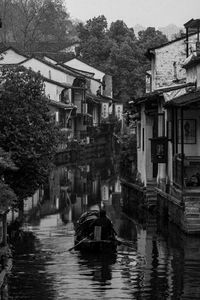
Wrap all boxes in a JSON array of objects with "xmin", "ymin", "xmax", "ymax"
[
  {"xmin": 0, "ymin": 147, "xmax": 17, "ymax": 209},
  {"xmin": 0, "ymin": 66, "xmax": 59, "ymax": 208}
]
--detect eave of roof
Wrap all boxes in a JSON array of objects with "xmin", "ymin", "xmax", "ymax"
[
  {"xmin": 21, "ymin": 56, "xmax": 84, "ymax": 78},
  {"xmin": 43, "ymin": 55, "xmax": 58, "ymax": 63},
  {"xmin": 0, "ymin": 46, "xmax": 29, "ymax": 59},
  {"xmin": 164, "ymin": 89, "xmax": 200, "ymax": 107},
  {"xmin": 145, "ymin": 33, "xmax": 197, "ymax": 59},
  {"xmin": 86, "ymin": 93, "xmax": 102, "ymax": 102},
  {"xmin": 134, "ymin": 82, "xmax": 195, "ymax": 105},
  {"xmin": 135, "ymin": 93, "xmax": 163, "ymax": 105},
  {"xmin": 60, "ymin": 63, "xmax": 95, "ymax": 76},
  {"xmin": 86, "ymin": 94, "xmax": 101, "ymax": 104},
  {"xmin": 48, "ymin": 99, "xmax": 76, "ymax": 109},
  {"xmin": 43, "ymin": 77, "xmax": 71, "ymax": 89},
  {"xmin": 86, "ymin": 92, "xmax": 121, "ymax": 104},
  {"xmin": 101, "ymin": 95, "xmax": 123, "ymax": 104},
  {"xmin": 58, "ymin": 63, "xmax": 102, "ymax": 83},
  {"xmin": 0, "ymin": 63, "xmax": 22, "ymax": 67},
  {"xmin": 64, "ymin": 58, "xmax": 105, "ymax": 75},
  {"xmin": 184, "ymin": 18, "xmax": 200, "ymax": 29},
  {"xmin": 56, "ymin": 63, "xmax": 88, "ymax": 79}
]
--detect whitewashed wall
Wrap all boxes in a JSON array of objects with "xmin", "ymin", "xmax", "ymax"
[
  {"xmin": 0, "ymin": 49, "xmax": 26, "ymax": 64},
  {"xmin": 65, "ymin": 58, "xmax": 105, "ymax": 80},
  {"xmin": 137, "ymin": 105, "xmax": 147, "ymax": 185},
  {"xmin": 21, "ymin": 58, "xmax": 76, "ymax": 86},
  {"xmin": 89, "ymin": 78, "xmax": 102, "ymax": 95},
  {"xmin": 44, "ymin": 81, "xmax": 64, "ymax": 102}
]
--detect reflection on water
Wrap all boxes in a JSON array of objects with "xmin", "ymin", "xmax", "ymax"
[{"xmin": 7, "ymin": 157, "xmax": 200, "ymax": 299}]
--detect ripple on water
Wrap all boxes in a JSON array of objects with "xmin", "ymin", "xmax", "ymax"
[{"xmin": 8, "ymin": 212, "xmax": 200, "ymax": 300}]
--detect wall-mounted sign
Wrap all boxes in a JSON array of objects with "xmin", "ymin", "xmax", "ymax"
[{"xmin": 150, "ymin": 137, "xmax": 168, "ymax": 163}]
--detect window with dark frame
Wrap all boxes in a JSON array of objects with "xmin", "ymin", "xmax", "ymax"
[{"xmin": 178, "ymin": 119, "xmax": 196, "ymax": 144}]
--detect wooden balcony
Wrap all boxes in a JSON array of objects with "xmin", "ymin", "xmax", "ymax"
[{"xmin": 173, "ymin": 155, "xmax": 200, "ymax": 189}]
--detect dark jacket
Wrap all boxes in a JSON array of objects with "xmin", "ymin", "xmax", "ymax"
[{"xmin": 93, "ymin": 215, "xmax": 113, "ymax": 239}]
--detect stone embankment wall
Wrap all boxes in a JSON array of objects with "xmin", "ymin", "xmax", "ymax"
[{"xmin": 157, "ymin": 190, "xmax": 200, "ymax": 234}]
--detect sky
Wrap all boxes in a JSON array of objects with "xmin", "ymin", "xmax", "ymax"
[{"xmin": 65, "ymin": 0, "xmax": 200, "ymax": 28}]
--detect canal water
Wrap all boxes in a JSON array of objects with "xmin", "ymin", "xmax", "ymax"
[{"xmin": 7, "ymin": 157, "xmax": 200, "ymax": 299}]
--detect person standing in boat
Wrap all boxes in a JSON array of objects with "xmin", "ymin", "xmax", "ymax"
[{"xmin": 93, "ymin": 209, "xmax": 115, "ymax": 240}]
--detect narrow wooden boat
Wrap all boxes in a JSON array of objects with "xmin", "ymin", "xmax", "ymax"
[
  {"xmin": 74, "ymin": 210, "xmax": 118, "ymax": 253},
  {"xmin": 74, "ymin": 238, "xmax": 118, "ymax": 253}
]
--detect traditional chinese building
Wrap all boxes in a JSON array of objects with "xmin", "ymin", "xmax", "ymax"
[{"xmin": 133, "ymin": 19, "xmax": 200, "ymax": 233}]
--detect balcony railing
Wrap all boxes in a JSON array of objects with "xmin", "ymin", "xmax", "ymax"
[{"xmin": 173, "ymin": 155, "xmax": 200, "ymax": 188}]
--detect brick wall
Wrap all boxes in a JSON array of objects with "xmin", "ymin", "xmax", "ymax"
[
  {"xmin": 152, "ymin": 34, "xmax": 198, "ymax": 90},
  {"xmin": 154, "ymin": 39, "xmax": 186, "ymax": 89}
]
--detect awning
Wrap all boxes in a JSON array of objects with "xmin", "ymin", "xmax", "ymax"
[
  {"xmin": 86, "ymin": 96, "xmax": 100, "ymax": 104},
  {"xmin": 163, "ymin": 88, "xmax": 187, "ymax": 102},
  {"xmin": 164, "ymin": 90, "xmax": 200, "ymax": 107},
  {"xmin": 86, "ymin": 93, "xmax": 102, "ymax": 104}
]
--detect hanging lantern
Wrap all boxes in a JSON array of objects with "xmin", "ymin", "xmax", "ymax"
[{"xmin": 150, "ymin": 137, "xmax": 168, "ymax": 163}]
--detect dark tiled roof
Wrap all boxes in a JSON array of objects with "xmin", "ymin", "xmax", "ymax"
[
  {"xmin": 184, "ymin": 18, "xmax": 200, "ymax": 29},
  {"xmin": 145, "ymin": 33, "xmax": 197, "ymax": 59},
  {"xmin": 59, "ymin": 63, "xmax": 95, "ymax": 76},
  {"xmin": 0, "ymin": 46, "xmax": 29, "ymax": 58},
  {"xmin": 43, "ymin": 77, "xmax": 71, "ymax": 88},
  {"xmin": 58, "ymin": 63, "xmax": 102, "ymax": 83}
]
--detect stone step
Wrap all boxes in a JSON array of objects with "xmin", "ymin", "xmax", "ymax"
[{"xmin": 186, "ymin": 218, "xmax": 200, "ymax": 224}]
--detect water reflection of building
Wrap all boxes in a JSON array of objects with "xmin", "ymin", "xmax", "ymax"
[
  {"xmin": 23, "ymin": 188, "xmax": 44, "ymax": 216},
  {"xmin": 101, "ymin": 176, "xmax": 122, "ymax": 206},
  {"xmin": 122, "ymin": 184, "xmax": 200, "ymax": 299},
  {"xmin": 159, "ymin": 222, "xmax": 200, "ymax": 299},
  {"xmin": 53, "ymin": 158, "xmax": 120, "ymax": 223},
  {"xmin": 22, "ymin": 157, "xmax": 121, "ymax": 231}
]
